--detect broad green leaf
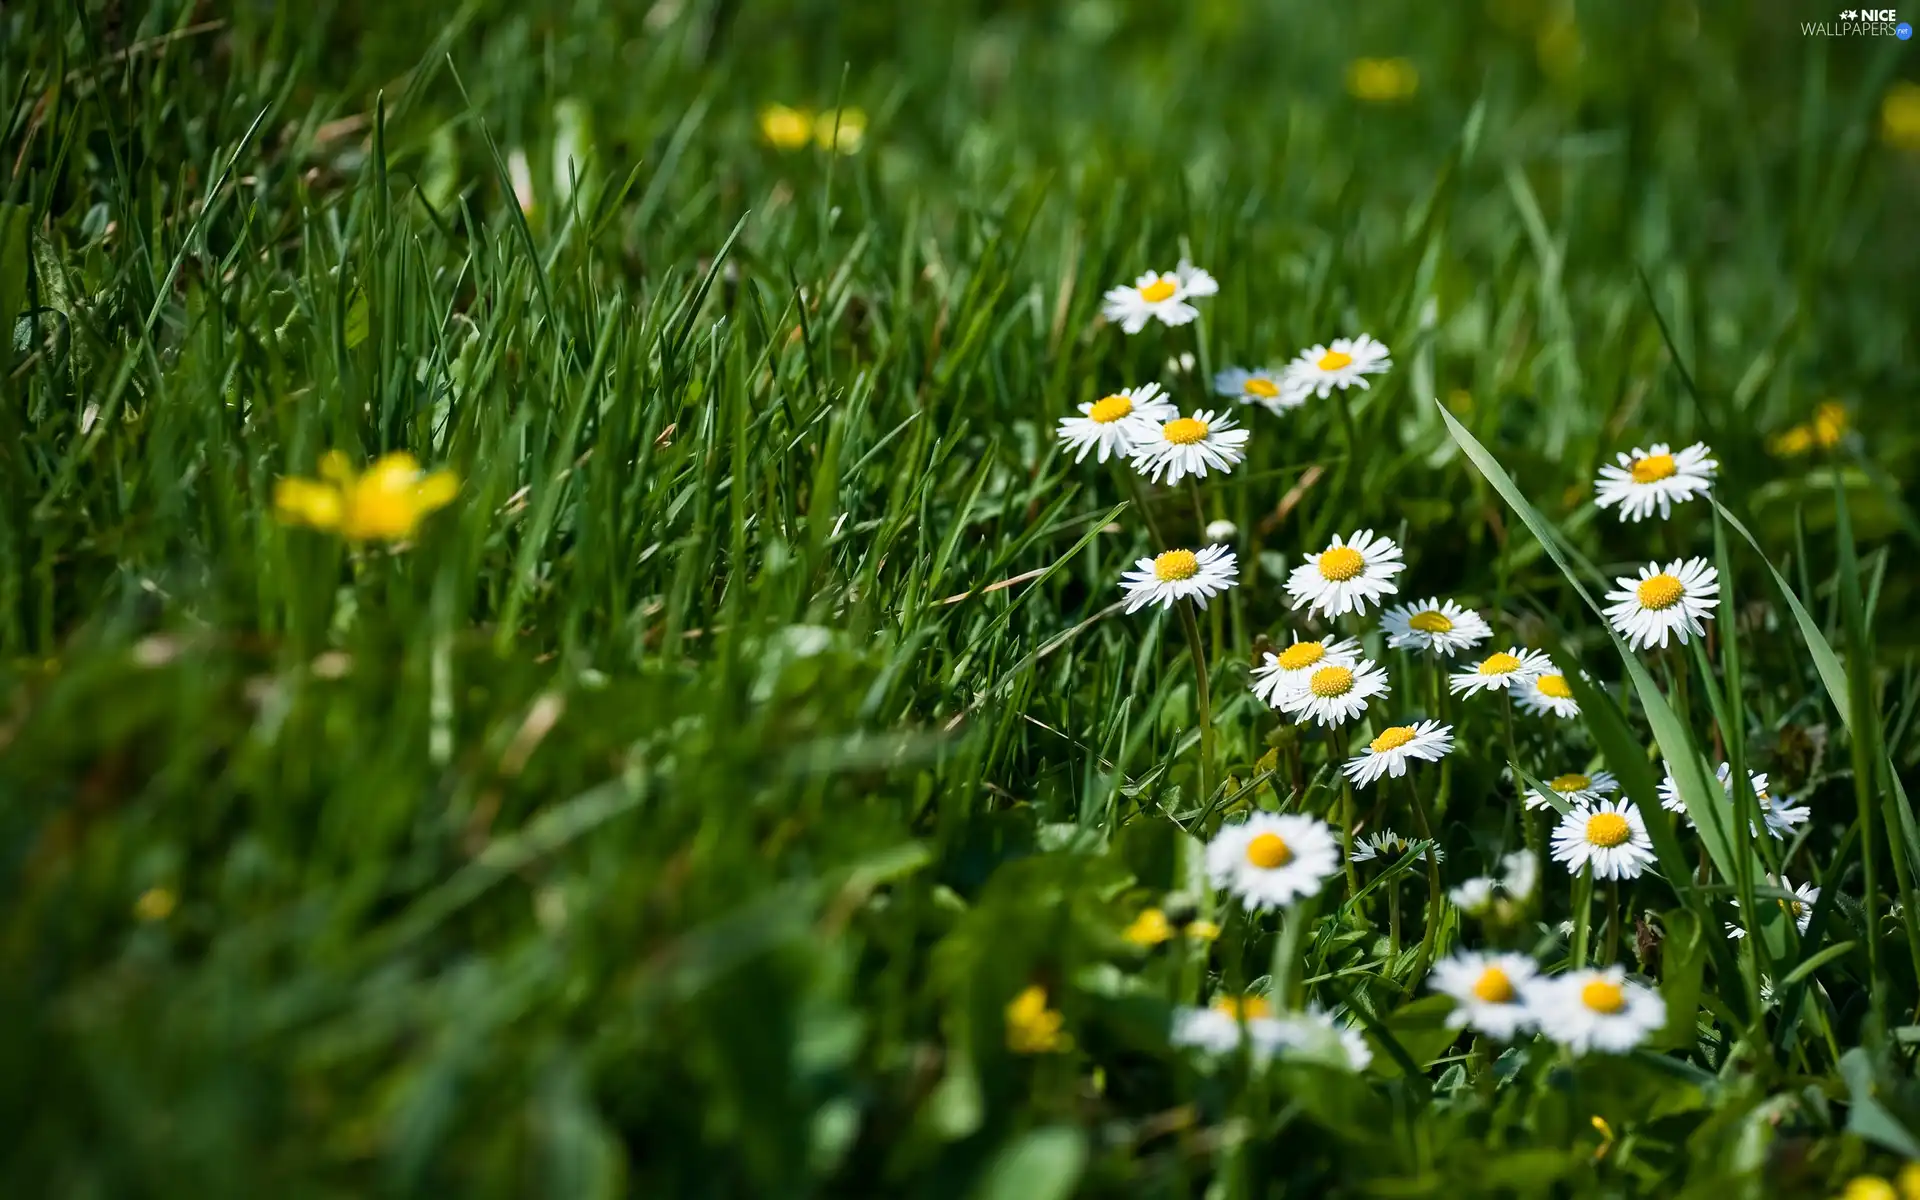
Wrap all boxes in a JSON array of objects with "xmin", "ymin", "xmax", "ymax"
[
  {"xmin": 970, "ymin": 1127, "xmax": 1087, "ymax": 1200},
  {"xmin": 1653, "ymin": 908, "xmax": 1705, "ymax": 1050}
]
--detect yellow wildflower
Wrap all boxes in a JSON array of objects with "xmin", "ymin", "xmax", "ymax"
[
  {"xmin": 275, "ymin": 451, "xmax": 459, "ymax": 542},
  {"xmin": 1005, "ymin": 984, "xmax": 1069, "ymax": 1054},
  {"xmin": 133, "ymin": 887, "xmax": 177, "ymax": 922},
  {"xmin": 1884, "ymin": 81, "xmax": 1920, "ymax": 152},
  {"xmin": 1770, "ymin": 401, "xmax": 1849, "ymax": 457},
  {"xmin": 1345, "ymin": 58, "xmax": 1419, "ymax": 103},
  {"xmin": 1185, "ymin": 919, "xmax": 1222, "ymax": 942},
  {"xmin": 1841, "ymin": 1177, "xmax": 1898, "ymax": 1200},
  {"xmin": 1124, "ymin": 907, "xmax": 1173, "ymax": 947},
  {"xmin": 1900, "ymin": 1162, "xmax": 1920, "ymax": 1200},
  {"xmin": 760, "ymin": 104, "xmax": 815, "ymax": 151},
  {"xmin": 813, "ymin": 107, "xmax": 866, "ymax": 154}
]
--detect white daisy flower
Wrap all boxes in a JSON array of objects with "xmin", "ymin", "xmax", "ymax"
[
  {"xmin": 1349, "ymin": 829, "xmax": 1445, "ymax": 864},
  {"xmin": 1662, "ymin": 762, "xmax": 1809, "ymax": 841},
  {"xmin": 1604, "ymin": 558, "xmax": 1720, "ymax": 651},
  {"xmin": 1449, "ymin": 876, "xmax": 1498, "ymax": 915},
  {"xmin": 1448, "ymin": 648, "xmax": 1553, "ymax": 696},
  {"xmin": 1171, "ymin": 994, "xmax": 1287, "ymax": 1060},
  {"xmin": 1530, "ymin": 966, "xmax": 1667, "ymax": 1055},
  {"xmin": 1431, "ymin": 951, "xmax": 1540, "ymax": 1040},
  {"xmin": 1204, "ymin": 812, "xmax": 1341, "ymax": 911},
  {"xmin": 1248, "ymin": 636, "xmax": 1362, "ymax": 707},
  {"xmin": 1100, "ymin": 259, "xmax": 1218, "ymax": 334},
  {"xmin": 1213, "ymin": 365, "xmax": 1303, "ymax": 413},
  {"xmin": 1055, "ymin": 383, "xmax": 1175, "ymax": 463},
  {"xmin": 1727, "ymin": 875, "xmax": 1819, "ymax": 939},
  {"xmin": 1380, "ymin": 597, "xmax": 1493, "ymax": 657},
  {"xmin": 1268, "ymin": 1007, "xmax": 1372, "ymax": 1072},
  {"xmin": 1526, "ymin": 769, "xmax": 1620, "ymax": 812},
  {"xmin": 1127, "ymin": 409, "xmax": 1249, "ymax": 485},
  {"xmin": 1512, "ymin": 668, "xmax": 1580, "ymax": 718},
  {"xmin": 1280, "ymin": 333, "xmax": 1393, "ymax": 399},
  {"xmin": 1277, "ymin": 658, "xmax": 1391, "ymax": 728},
  {"xmin": 1500, "ymin": 849, "xmax": 1539, "ymax": 902},
  {"xmin": 1593, "ymin": 441, "xmax": 1718, "ymax": 522},
  {"xmin": 1549, "ymin": 799, "xmax": 1656, "ymax": 880},
  {"xmin": 1342, "ymin": 720, "xmax": 1454, "ymax": 788},
  {"xmin": 1119, "ymin": 545, "xmax": 1239, "ymax": 614},
  {"xmin": 1204, "ymin": 518, "xmax": 1238, "ymax": 542},
  {"xmin": 1285, "ymin": 530, "xmax": 1405, "ymax": 619}
]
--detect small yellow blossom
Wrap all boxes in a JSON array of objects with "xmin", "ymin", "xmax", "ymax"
[
  {"xmin": 1005, "ymin": 984, "xmax": 1069, "ymax": 1054},
  {"xmin": 275, "ymin": 451, "xmax": 458, "ymax": 543},
  {"xmin": 1770, "ymin": 401, "xmax": 1849, "ymax": 457},
  {"xmin": 1884, "ymin": 81, "xmax": 1920, "ymax": 152},
  {"xmin": 1185, "ymin": 919, "xmax": 1222, "ymax": 942},
  {"xmin": 133, "ymin": 887, "xmax": 177, "ymax": 922},
  {"xmin": 1124, "ymin": 908, "xmax": 1174, "ymax": 947},
  {"xmin": 1590, "ymin": 1114, "xmax": 1615, "ymax": 1161},
  {"xmin": 1900, "ymin": 1162, "xmax": 1920, "ymax": 1200},
  {"xmin": 813, "ymin": 107, "xmax": 866, "ymax": 154},
  {"xmin": 1346, "ymin": 58, "xmax": 1419, "ymax": 103},
  {"xmin": 759, "ymin": 104, "xmax": 815, "ymax": 151},
  {"xmin": 1841, "ymin": 1177, "xmax": 1898, "ymax": 1200}
]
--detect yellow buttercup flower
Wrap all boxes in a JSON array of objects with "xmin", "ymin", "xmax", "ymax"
[
  {"xmin": 1346, "ymin": 58, "xmax": 1418, "ymax": 103},
  {"xmin": 1840, "ymin": 1176, "xmax": 1897, "ymax": 1200},
  {"xmin": 275, "ymin": 451, "xmax": 458, "ymax": 542},
  {"xmin": 1185, "ymin": 919, "xmax": 1221, "ymax": 942},
  {"xmin": 759, "ymin": 104, "xmax": 815, "ymax": 151},
  {"xmin": 1124, "ymin": 908, "xmax": 1174, "ymax": 947},
  {"xmin": 1770, "ymin": 401, "xmax": 1849, "ymax": 457},
  {"xmin": 1883, "ymin": 81, "xmax": 1920, "ymax": 152},
  {"xmin": 1005, "ymin": 985, "xmax": 1069, "ymax": 1054},
  {"xmin": 813, "ymin": 107, "xmax": 866, "ymax": 154},
  {"xmin": 1898, "ymin": 1161, "xmax": 1920, "ymax": 1200}
]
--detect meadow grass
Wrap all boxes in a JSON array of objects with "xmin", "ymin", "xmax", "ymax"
[{"xmin": 4, "ymin": 1, "xmax": 1920, "ymax": 1195}]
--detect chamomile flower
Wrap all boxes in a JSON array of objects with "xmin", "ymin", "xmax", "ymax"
[
  {"xmin": 1604, "ymin": 558, "xmax": 1720, "ymax": 651},
  {"xmin": 1549, "ymin": 799, "xmax": 1656, "ymax": 880},
  {"xmin": 1281, "ymin": 334, "xmax": 1393, "ymax": 398},
  {"xmin": 1501, "ymin": 849, "xmax": 1539, "ymax": 902},
  {"xmin": 1270, "ymin": 1007, "xmax": 1373, "ymax": 1072},
  {"xmin": 1128, "ymin": 409, "xmax": 1249, "ymax": 484},
  {"xmin": 1119, "ymin": 545, "xmax": 1239, "ymax": 613},
  {"xmin": 1431, "ymin": 951, "xmax": 1540, "ymax": 1040},
  {"xmin": 1449, "ymin": 877, "xmax": 1498, "ymax": 915},
  {"xmin": 1277, "ymin": 658, "xmax": 1391, "ymax": 728},
  {"xmin": 1513, "ymin": 668, "xmax": 1581, "ymax": 718},
  {"xmin": 1171, "ymin": 994, "xmax": 1287, "ymax": 1060},
  {"xmin": 1055, "ymin": 383, "xmax": 1175, "ymax": 463},
  {"xmin": 1248, "ymin": 635, "xmax": 1362, "ymax": 707},
  {"xmin": 1101, "ymin": 260, "xmax": 1218, "ymax": 334},
  {"xmin": 1449, "ymin": 648, "xmax": 1552, "ymax": 697},
  {"xmin": 1673, "ymin": 762, "xmax": 1811, "ymax": 840},
  {"xmin": 1593, "ymin": 442, "xmax": 1718, "ymax": 522},
  {"xmin": 1285, "ymin": 530, "xmax": 1405, "ymax": 618},
  {"xmin": 1342, "ymin": 720, "xmax": 1454, "ymax": 788},
  {"xmin": 1526, "ymin": 769, "xmax": 1620, "ymax": 812},
  {"xmin": 1727, "ymin": 876, "xmax": 1819, "ymax": 939},
  {"xmin": 1381, "ymin": 597, "xmax": 1493, "ymax": 656},
  {"xmin": 1349, "ymin": 829, "xmax": 1445, "ymax": 864},
  {"xmin": 1213, "ymin": 365, "xmax": 1303, "ymax": 413},
  {"xmin": 1530, "ymin": 966, "xmax": 1667, "ymax": 1055},
  {"xmin": 1205, "ymin": 812, "xmax": 1341, "ymax": 911}
]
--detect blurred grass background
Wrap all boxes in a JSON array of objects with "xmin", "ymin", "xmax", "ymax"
[{"xmin": 2, "ymin": 0, "xmax": 1918, "ymax": 1195}]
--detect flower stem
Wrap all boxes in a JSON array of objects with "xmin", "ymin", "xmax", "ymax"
[
  {"xmin": 1604, "ymin": 876, "xmax": 1623, "ymax": 966},
  {"xmin": 1407, "ymin": 771, "xmax": 1444, "ymax": 988},
  {"xmin": 1504, "ymin": 694, "xmax": 1542, "ymax": 894},
  {"xmin": 1178, "ymin": 600, "xmax": 1214, "ymax": 809},
  {"xmin": 1326, "ymin": 725, "xmax": 1358, "ymax": 897},
  {"xmin": 1571, "ymin": 865, "xmax": 1595, "ymax": 969},
  {"xmin": 1270, "ymin": 893, "xmax": 1319, "ymax": 1010}
]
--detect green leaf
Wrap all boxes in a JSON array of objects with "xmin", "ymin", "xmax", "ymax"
[
  {"xmin": 345, "ymin": 284, "xmax": 370, "ymax": 349},
  {"xmin": 1840, "ymin": 1048, "xmax": 1920, "ymax": 1158},
  {"xmin": 970, "ymin": 1127, "xmax": 1087, "ymax": 1200},
  {"xmin": 1653, "ymin": 908, "xmax": 1706, "ymax": 1049},
  {"xmin": 0, "ymin": 202, "xmax": 27, "ymax": 346}
]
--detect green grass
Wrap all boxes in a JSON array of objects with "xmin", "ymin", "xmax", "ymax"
[{"xmin": 4, "ymin": 0, "xmax": 1920, "ymax": 1195}]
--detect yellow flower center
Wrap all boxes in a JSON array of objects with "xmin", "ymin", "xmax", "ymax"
[
  {"xmin": 1139, "ymin": 278, "xmax": 1177, "ymax": 303},
  {"xmin": 1537, "ymin": 674, "xmax": 1573, "ymax": 699},
  {"xmin": 1408, "ymin": 609, "xmax": 1453, "ymax": 633},
  {"xmin": 1784, "ymin": 898, "xmax": 1805, "ymax": 919},
  {"xmin": 1213, "ymin": 995, "xmax": 1274, "ymax": 1021},
  {"xmin": 1472, "ymin": 967, "xmax": 1516, "ymax": 1003},
  {"xmin": 1317, "ymin": 546, "xmax": 1366, "ymax": 581},
  {"xmin": 1244, "ymin": 377, "xmax": 1280, "ymax": 399},
  {"xmin": 1276, "ymin": 642, "xmax": 1324, "ymax": 671},
  {"xmin": 1153, "ymin": 549, "xmax": 1199, "ymax": 582},
  {"xmin": 1317, "ymin": 349, "xmax": 1354, "ymax": 371},
  {"xmin": 1580, "ymin": 980, "xmax": 1627, "ymax": 1014},
  {"xmin": 1088, "ymin": 395, "xmax": 1134, "ymax": 424},
  {"xmin": 1162, "ymin": 417, "xmax": 1209, "ymax": 445},
  {"xmin": 1585, "ymin": 812, "xmax": 1631, "ymax": 848},
  {"xmin": 1246, "ymin": 833, "xmax": 1294, "ymax": 869},
  {"xmin": 1629, "ymin": 452, "xmax": 1678, "ymax": 484},
  {"xmin": 1370, "ymin": 725, "xmax": 1417, "ymax": 753},
  {"xmin": 1309, "ymin": 665, "xmax": 1355, "ymax": 697},
  {"xmin": 1636, "ymin": 573, "xmax": 1686, "ymax": 611},
  {"xmin": 1478, "ymin": 652, "xmax": 1521, "ymax": 675},
  {"xmin": 1550, "ymin": 773, "xmax": 1592, "ymax": 793}
]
